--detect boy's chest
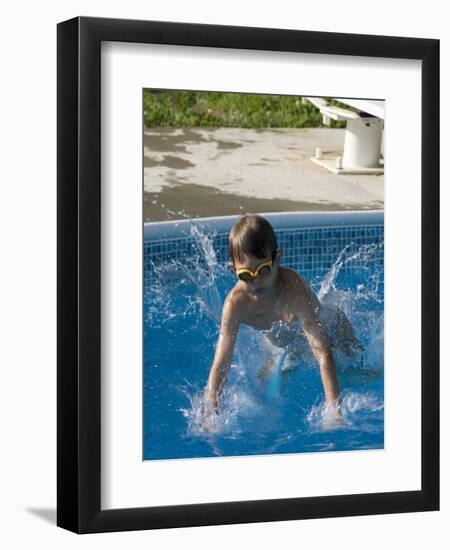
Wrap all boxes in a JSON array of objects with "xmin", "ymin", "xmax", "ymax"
[{"xmin": 243, "ymin": 294, "xmax": 297, "ymax": 330}]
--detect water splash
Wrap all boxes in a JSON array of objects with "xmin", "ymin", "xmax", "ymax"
[
  {"xmin": 306, "ymin": 390, "xmax": 384, "ymax": 432},
  {"xmin": 318, "ymin": 244, "xmax": 352, "ymax": 300},
  {"xmin": 188, "ymin": 223, "xmax": 224, "ymax": 324},
  {"xmin": 318, "ymin": 241, "xmax": 384, "ymax": 304},
  {"xmin": 145, "ymin": 221, "xmax": 229, "ymax": 328},
  {"xmin": 315, "ymin": 240, "xmax": 384, "ymax": 372},
  {"xmin": 178, "ymin": 373, "xmax": 259, "ymax": 436}
]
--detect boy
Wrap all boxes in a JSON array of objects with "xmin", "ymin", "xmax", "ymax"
[{"xmin": 204, "ymin": 213, "xmax": 362, "ymax": 418}]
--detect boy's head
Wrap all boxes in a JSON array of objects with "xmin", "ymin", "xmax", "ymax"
[{"xmin": 228, "ymin": 213, "xmax": 278, "ymax": 264}]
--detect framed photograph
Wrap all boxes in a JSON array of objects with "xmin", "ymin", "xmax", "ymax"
[{"xmin": 57, "ymin": 16, "xmax": 439, "ymax": 533}]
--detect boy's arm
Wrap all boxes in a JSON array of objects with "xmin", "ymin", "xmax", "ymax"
[
  {"xmin": 204, "ymin": 294, "xmax": 240, "ymax": 411},
  {"xmin": 293, "ymin": 279, "xmax": 340, "ymax": 406}
]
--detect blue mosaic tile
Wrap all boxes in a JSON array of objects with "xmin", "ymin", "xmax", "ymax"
[{"xmin": 144, "ymin": 223, "xmax": 384, "ymax": 291}]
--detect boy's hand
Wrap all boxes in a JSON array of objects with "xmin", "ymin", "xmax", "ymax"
[
  {"xmin": 199, "ymin": 393, "xmax": 220, "ymax": 433},
  {"xmin": 334, "ymin": 403, "xmax": 343, "ymax": 422},
  {"xmin": 322, "ymin": 398, "xmax": 344, "ymax": 428},
  {"xmin": 202, "ymin": 393, "xmax": 218, "ymax": 417}
]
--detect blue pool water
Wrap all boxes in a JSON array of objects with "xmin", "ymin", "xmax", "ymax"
[{"xmin": 143, "ymin": 218, "xmax": 384, "ymax": 460}]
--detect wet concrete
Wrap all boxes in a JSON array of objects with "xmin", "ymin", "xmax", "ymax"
[
  {"xmin": 143, "ymin": 127, "xmax": 384, "ymax": 221},
  {"xmin": 144, "ymin": 183, "xmax": 380, "ymax": 222},
  {"xmin": 144, "ymin": 155, "xmax": 195, "ymax": 169}
]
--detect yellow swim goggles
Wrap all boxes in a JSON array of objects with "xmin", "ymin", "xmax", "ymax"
[{"xmin": 234, "ymin": 256, "xmax": 274, "ymax": 282}]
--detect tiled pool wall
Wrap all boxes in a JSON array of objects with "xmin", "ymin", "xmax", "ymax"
[{"xmin": 144, "ymin": 212, "xmax": 384, "ymax": 291}]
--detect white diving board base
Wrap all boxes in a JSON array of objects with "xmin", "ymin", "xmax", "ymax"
[{"xmin": 310, "ymin": 156, "xmax": 384, "ymax": 175}]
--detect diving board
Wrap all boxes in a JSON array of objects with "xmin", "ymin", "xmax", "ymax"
[{"xmin": 304, "ymin": 97, "xmax": 384, "ymax": 175}]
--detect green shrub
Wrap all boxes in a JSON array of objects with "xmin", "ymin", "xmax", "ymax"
[{"xmin": 143, "ymin": 90, "xmax": 346, "ymax": 128}]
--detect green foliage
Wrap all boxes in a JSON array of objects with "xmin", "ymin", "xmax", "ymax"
[{"xmin": 143, "ymin": 90, "xmax": 346, "ymax": 128}]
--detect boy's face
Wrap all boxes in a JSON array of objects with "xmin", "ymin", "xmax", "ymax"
[{"xmin": 232, "ymin": 250, "xmax": 281, "ymax": 295}]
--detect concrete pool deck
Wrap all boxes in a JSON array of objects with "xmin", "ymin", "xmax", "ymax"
[{"xmin": 143, "ymin": 127, "xmax": 384, "ymax": 222}]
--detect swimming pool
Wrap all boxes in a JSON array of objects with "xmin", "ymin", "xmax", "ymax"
[{"xmin": 143, "ymin": 211, "xmax": 384, "ymax": 460}]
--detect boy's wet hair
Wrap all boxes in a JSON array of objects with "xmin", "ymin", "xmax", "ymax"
[{"xmin": 228, "ymin": 213, "xmax": 278, "ymax": 264}]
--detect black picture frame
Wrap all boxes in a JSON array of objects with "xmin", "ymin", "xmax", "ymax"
[{"xmin": 57, "ymin": 16, "xmax": 439, "ymax": 534}]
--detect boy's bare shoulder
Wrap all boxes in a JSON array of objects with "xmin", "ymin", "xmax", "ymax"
[
  {"xmin": 281, "ymin": 266, "xmax": 307, "ymax": 290},
  {"xmin": 222, "ymin": 285, "xmax": 250, "ymax": 319},
  {"xmin": 281, "ymin": 267, "xmax": 314, "ymax": 302}
]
